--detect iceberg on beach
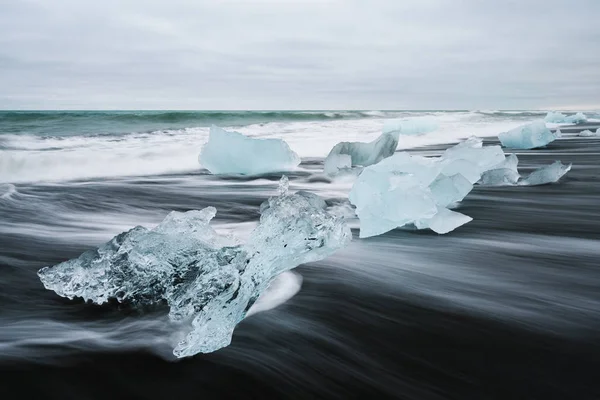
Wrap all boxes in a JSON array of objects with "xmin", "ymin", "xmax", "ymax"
[
  {"xmin": 544, "ymin": 112, "xmax": 588, "ymax": 124},
  {"xmin": 349, "ymin": 150, "xmax": 475, "ymax": 238},
  {"xmin": 199, "ymin": 125, "xmax": 300, "ymax": 175},
  {"xmin": 498, "ymin": 121, "xmax": 560, "ymax": 149},
  {"xmin": 323, "ymin": 132, "xmax": 399, "ymax": 175},
  {"xmin": 323, "ymin": 117, "xmax": 439, "ymax": 175},
  {"xmin": 38, "ymin": 177, "xmax": 351, "ymax": 358},
  {"xmin": 383, "ymin": 117, "xmax": 439, "ymax": 136},
  {"xmin": 519, "ymin": 161, "xmax": 572, "ymax": 186},
  {"xmin": 578, "ymin": 129, "xmax": 600, "ymax": 137}
]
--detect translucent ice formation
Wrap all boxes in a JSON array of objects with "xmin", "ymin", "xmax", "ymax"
[
  {"xmin": 383, "ymin": 117, "xmax": 439, "ymax": 136},
  {"xmin": 323, "ymin": 132, "xmax": 399, "ymax": 175},
  {"xmin": 349, "ymin": 151, "xmax": 475, "ymax": 238},
  {"xmin": 519, "ymin": 161, "xmax": 572, "ymax": 186},
  {"xmin": 38, "ymin": 177, "xmax": 351, "ymax": 358},
  {"xmin": 479, "ymin": 154, "xmax": 520, "ymax": 186},
  {"xmin": 323, "ymin": 117, "xmax": 439, "ymax": 175},
  {"xmin": 199, "ymin": 125, "xmax": 300, "ymax": 175},
  {"xmin": 498, "ymin": 121, "xmax": 560, "ymax": 149},
  {"xmin": 544, "ymin": 112, "xmax": 588, "ymax": 124}
]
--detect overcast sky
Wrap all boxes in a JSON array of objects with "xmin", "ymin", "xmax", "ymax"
[{"xmin": 0, "ymin": 0, "xmax": 598, "ymax": 110}]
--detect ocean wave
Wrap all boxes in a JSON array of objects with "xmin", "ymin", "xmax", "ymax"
[{"xmin": 0, "ymin": 110, "xmax": 396, "ymax": 127}]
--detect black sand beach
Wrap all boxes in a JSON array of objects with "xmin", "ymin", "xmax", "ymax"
[{"xmin": 1, "ymin": 125, "xmax": 600, "ymax": 399}]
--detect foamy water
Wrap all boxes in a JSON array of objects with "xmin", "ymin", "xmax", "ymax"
[{"xmin": 0, "ymin": 110, "xmax": 563, "ymax": 183}]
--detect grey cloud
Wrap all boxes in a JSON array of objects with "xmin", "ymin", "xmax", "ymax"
[{"xmin": 0, "ymin": 0, "xmax": 598, "ymax": 109}]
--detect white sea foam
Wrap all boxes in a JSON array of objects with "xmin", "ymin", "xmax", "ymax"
[{"xmin": 0, "ymin": 112, "xmax": 528, "ymax": 183}]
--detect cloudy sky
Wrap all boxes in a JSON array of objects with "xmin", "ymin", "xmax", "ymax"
[{"xmin": 0, "ymin": 0, "xmax": 598, "ymax": 110}]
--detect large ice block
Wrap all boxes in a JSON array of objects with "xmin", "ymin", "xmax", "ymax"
[
  {"xmin": 323, "ymin": 132, "xmax": 399, "ymax": 175},
  {"xmin": 199, "ymin": 125, "xmax": 300, "ymax": 175},
  {"xmin": 498, "ymin": 121, "xmax": 560, "ymax": 149},
  {"xmin": 38, "ymin": 177, "xmax": 351, "ymax": 358},
  {"xmin": 519, "ymin": 161, "xmax": 572, "ymax": 186},
  {"xmin": 349, "ymin": 151, "xmax": 474, "ymax": 238}
]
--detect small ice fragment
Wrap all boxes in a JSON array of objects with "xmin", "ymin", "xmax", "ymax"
[
  {"xmin": 383, "ymin": 117, "xmax": 439, "ymax": 136},
  {"xmin": 38, "ymin": 177, "xmax": 351, "ymax": 358},
  {"xmin": 498, "ymin": 121, "xmax": 559, "ymax": 149},
  {"xmin": 578, "ymin": 129, "xmax": 600, "ymax": 137},
  {"xmin": 323, "ymin": 153, "xmax": 352, "ymax": 176},
  {"xmin": 278, "ymin": 175, "xmax": 289, "ymax": 195},
  {"xmin": 519, "ymin": 161, "xmax": 572, "ymax": 186},
  {"xmin": 199, "ymin": 125, "xmax": 300, "ymax": 176}
]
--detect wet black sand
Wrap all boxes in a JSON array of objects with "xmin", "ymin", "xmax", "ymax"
[{"xmin": 1, "ymin": 126, "xmax": 600, "ymax": 399}]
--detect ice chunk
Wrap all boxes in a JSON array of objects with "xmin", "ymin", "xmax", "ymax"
[
  {"xmin": 498, "ymin": 121, "xmax": 560, "ymax": 149},
  {"xmin": 323, "ymin": 153, "xmax": 352, "ymax": 175},
  {"xmin": 349, "ymin": 152, "xmax": 474, "ymax": 237},
  {"xmin": 544, "ymin": 112, "xmax": 588, "ymax": 124},
  {"xmin": 578, "ymin": 129, "xmax": 600, "ymax": 137},
  {"xmin": 199, "ymin": 125, "xmax": 300, "ymax": 175},
  {"xmin": 38, "ymin": 178, "xmax": 351, "ymax": 358},
  {"xmin": 479, "ymin": 154, "xmax": 520, "ymax": 186},
  {"xmin": 519, "ymin": 161, "xmax": 572, "ymax": 186},
  {"xmin": 323, "ymin": 132, "xmax": 399, "ymax": 175},
  {"xmin": 383, "ymin": 117, "xmax": 439, "ymax": 136}
]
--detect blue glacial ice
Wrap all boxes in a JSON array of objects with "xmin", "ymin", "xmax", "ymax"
[
  {"xmin": 348, "ymin": 148, "xmax": 477, "ymax": 238},
  {"xmin": 382, "ymin": 117, "xmax": 439, "ymax": 136},
  {"xmin": 519, "ymin": 161, "xmax": 572, "ymax": 186},
  {"xmin": 38, "ymin": 177, "xmax": 351, "ymax": 358},
  {"xmin": 544, "ymin": 111, "xmax": 588, "ymax": 124},
  {"xmin": 347, "ymin": 134, "xmax": 571, "ymax": 237},
  {"xmin": 498, "ymin": 121, "xmax": 561, "ymax": 149},
  {"xmin": 199, "ymin": 125, "xmax": 300, "ymax": 175},
  {"xmin": 323, "ymin": 132, "xmax": 399, "ymax": 175}
]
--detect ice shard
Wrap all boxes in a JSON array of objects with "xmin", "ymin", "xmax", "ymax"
[
  {"xmin": 498, "ymin": 121, "xmax": 560, "ymax": 149},
  {"xmin": 544, "ymin": 112, "xmax": 588, "ymax": 124},
  {"xmin": 519, "ymin": 161, "xmax": 572, "ymax": 186},
  {"xmin": 38, "ymin": 177, "xmax": 351, "ymax": 358},
  {"xmin": 323, "ymin": 132, "xmax": 399, "ymax": 175},
  {"xmin": 199, "ymin": 125, "xmax": 301, "ymax": 176}
]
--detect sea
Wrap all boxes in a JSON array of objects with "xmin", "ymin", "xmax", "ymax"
[{"xmin": 1, "ymin": 110, "xmax": 600, "ymax": 399}]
